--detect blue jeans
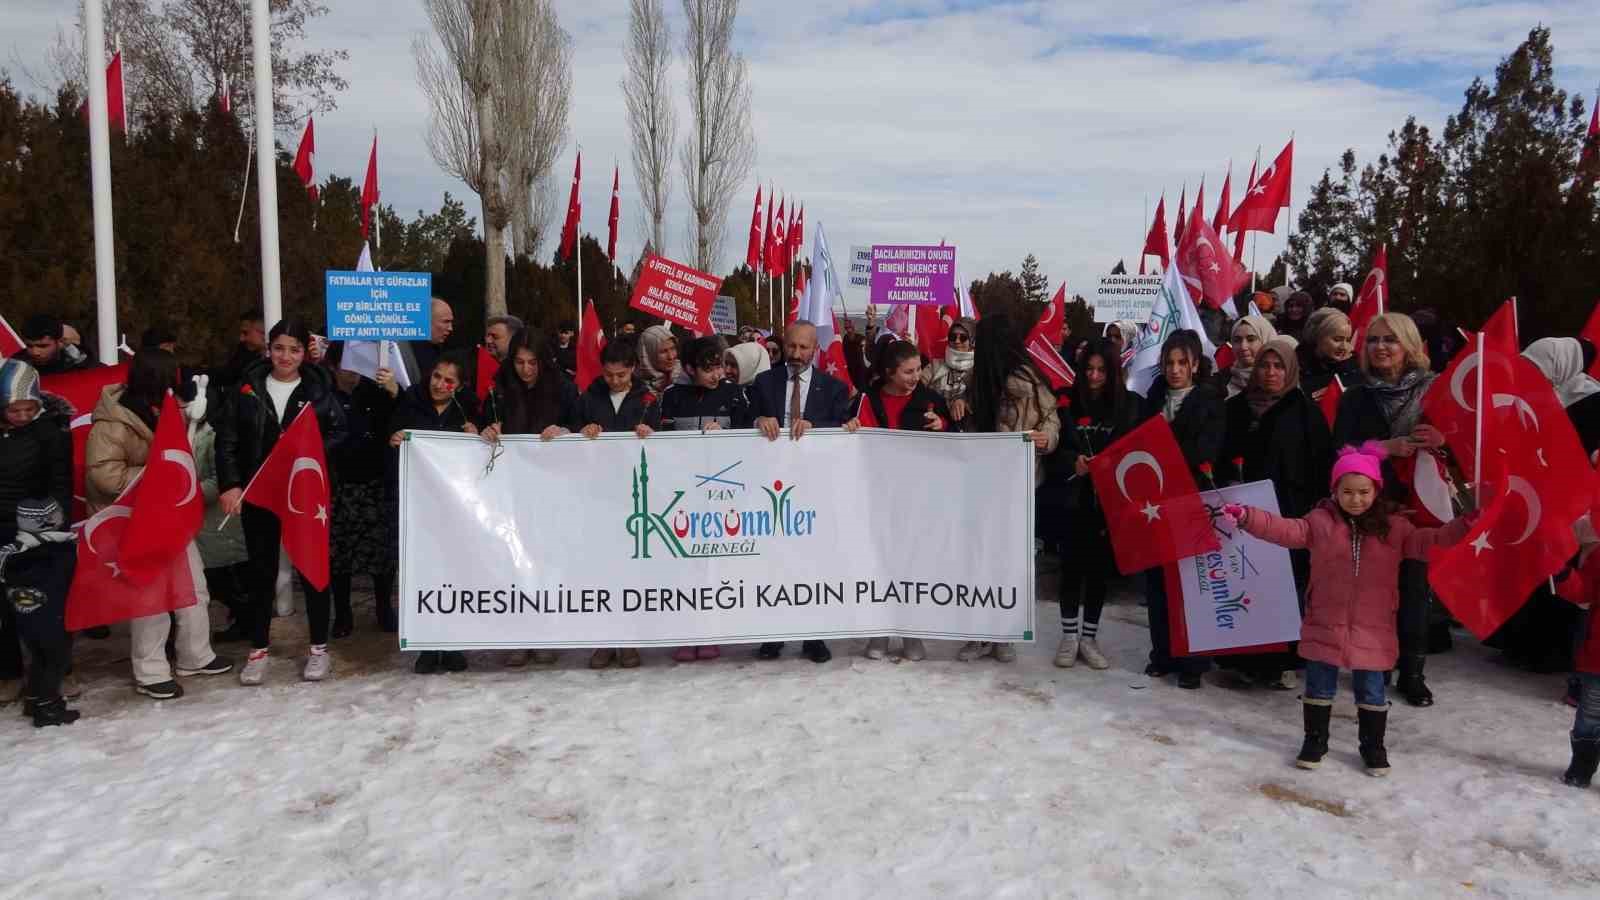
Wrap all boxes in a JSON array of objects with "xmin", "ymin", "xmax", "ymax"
[
  {"xmin": 1575, "ymin": 674, "xmax": 1600, "ymax": 743},
  {"xmin": 1304, "ymin": 660, "xmax": 1386, "ymax": 708}
]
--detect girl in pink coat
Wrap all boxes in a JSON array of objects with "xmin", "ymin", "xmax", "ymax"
[{"xmin": 1224, "ymin": 442, "xmax": 1473, "ymax": 776}]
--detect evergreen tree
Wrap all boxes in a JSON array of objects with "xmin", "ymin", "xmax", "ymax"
[{"xmin": 1019, "ymin": 253, "xmax": 1049, "ymax": 304}]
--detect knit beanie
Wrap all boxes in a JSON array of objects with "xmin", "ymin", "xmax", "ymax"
[
  {"xmin": 0, "ymin": 359, "xmax": 42, "ymax": 408},
  {"xmin": 15, "ymin": 498, "xmax": 64, "ymax": 534},
  {"xmin": 1330, "ymin": 441, "xmax": 1387, "ymax": 490}
]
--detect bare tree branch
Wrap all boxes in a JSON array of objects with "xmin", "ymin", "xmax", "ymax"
[
  {"xmin": 624, "ymin": 0, "xmax": 676, "ymax": 255},
  {"xmin": 680, "ymin": 0, "xmax": 755, "ymax": 272}
]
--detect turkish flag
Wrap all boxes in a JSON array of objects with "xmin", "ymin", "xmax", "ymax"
[
  {"xmin": 41, "ymin": 363, "xmax": 130, "ymax": 524},
  {"xmin": 788, "ymin": 267, "xmax": 806, "ymax": 328},
  {"xmin": 1574, "ymin": 297, "xmax": 1600, "ymax": 374},
  {"xmin": 1142, "ymin": 195, "xmax": 1169, "ymax": 268},
  {"xmin": 768, "ymin": 197, "xmax": 787, "ymax": 276},
  {"xmin": 1580, "ymin": 100, "xmax": 1599, "ymax": 171},
  {"xmin": 475, "ymin": 345, "xmax": 498, "ymax": 403},
  {"xmin": 0, "ymin": 313, "xmax": 24, "ymax": 359},
  {"xmin": 1423, "ymin": 332, "xmax": 1520, "ymax": 485},
  {"xmin": 760, "ymin": 189, "xmax": 775, "ymax": 276},
  {"xmin": 817, "ymin": 319, "xmax": 853, "ymax": 389},
  {"xmin": 1317, "ymin": 373, "xmax": 1344, "ymax": 428},
  {"xmin": 360, "ymin": 135, "xmax": 379, "ymax": 240},
  {"xmin": 64, "ymin": 478, "xmax": 199, "ymax": 632},
  {"xmin": 1025, "ymin": 288, "xmax": 1074, "ymax": 392},
  {"xmin": 1393, "ymin": 451, "xmax": 1456, "ymax": 528},
  {"xmin": 745, "ymin": 186, "xmax": 764, "ymax": 270},
  {"xmin": 1176, "ymin": 198, "xmax": 1249, "ymax": 309},
  {"xmin": 1232, "ymin": 158, "xmax": 1257, "ymax": 263},
  {"xmin": 559, "ymin": 152, "xmax": 582, "ymax": 260},
  {"xmin": 1173, "ymin": 186, "xmax": 1187, "ymax": 249},
  {"xmin": 1211, "ymin": 168, "xmax": 1232, "ymax": 237},
  {"xmin": 607, "ymin": 165, "xmax": 621, "ymax": 262},
  {"xmin": 1229, "ymin": 139, "xmax": 1293, "ymax": 234},
  {"xmin": 1088, "ymin": 416, "xmax": 1220, "ymax": 574},
  {"xmin": 240, "ymin": 406, "xmax": 331, "ymax": 590},
  {"xmin": 292, "ymin": 117, "xmax": 317, "ymax": 203},
  {"xmin": 1041, "ymin": 284, "xmax": 1066, "ymax": 348},
  {"xmin": 915, "ymin": 303, "xmax": 950, "ymax": 361},
  {"xmin": 790, "ymin": 204, "xmax": 805, "ymax": 263},
  {"xmin": 1350, "ymin": 243, "xmax": 1386, "ymax": 340},
  {"xmin": 1429, "ymin": 479, "xmax": 1575, "ymax": 639},
  {"xmin": 576, "ymin": 299, "xmax": 605, "ymax": 391},
  {"xmin": 1480, "ymin": 297, "xmax": 1518, "ymax": 353},
  {"xmin": 116, "ymin": 393, "xmax": 204, "ymax": 584},
  {"xmin": 77, "ymin": 52, "xmax": 127, "ymax": 132}
]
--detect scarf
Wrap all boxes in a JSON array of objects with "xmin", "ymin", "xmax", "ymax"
[
  {"xmin": 1523, "ymin": 337, "xmax": 1600, "ymax": 408},
  {"xmin": 1245, "ymin": 337, "xmax": 1301, "ymax": 419},
  {"xmin": 1226, "ymin": 315, "xmax": 1279, "ymax": 399},
  {"xmin": 1162, "ymin": 384, "xmax": 1194, "ymax": 422},
  {"xmin": 637, "ymin": 325, "xmax": 683, "ymax": 392},
  {"xmin": 725, "ymin": 342, "xmax": 770, "ymax": 386},
  {"xmin": 943, "ymin": 348, "xmax": 974, "ymax": 372},
  {"xmin": 1366, "ymin": 367, "xmax": 1434, "ymax": 437}
]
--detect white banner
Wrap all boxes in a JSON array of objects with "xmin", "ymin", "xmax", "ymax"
[
  {"xmin": 1175, "ymin": 481, "xmax": 1301, "ymax": 653},
  {"xmin": 1093, "ymin": 273, "xmax": 1164, "ymax": 323},
  {"xmin": 399, "ymin": 429, "xmax": 1036, "ymax": 649},
  {"xmin": 847, "ymin": 244, "xmax": 874, "ymax": 303},
  {"xmin": 709, "ymin": 295, "xmax": 737, "ymax": 335}
]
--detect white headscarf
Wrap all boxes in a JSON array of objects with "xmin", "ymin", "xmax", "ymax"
[
  {"xmin": 725, "ymin": 341, "xmax": 770, "ymax": 387},
  {"xmin": 638, "ymin": 324, "xmax": 684, "ymax": 390},
  {"xmin": 1226, "ymin": 314, "xmax": 1279, "ymax": 398},
  {"xmin": 1523, "ymin": 337, "xmax": 1600, "ymax": 407}
]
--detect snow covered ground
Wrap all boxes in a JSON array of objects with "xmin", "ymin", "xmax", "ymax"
[{"xmin": 4, "ymin": 569, "xmax": 1598, "ymax": 899}]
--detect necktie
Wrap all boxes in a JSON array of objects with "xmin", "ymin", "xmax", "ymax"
[{"xmin": 788, "ymin": 368, "xmax": 804, "ymax": 425}]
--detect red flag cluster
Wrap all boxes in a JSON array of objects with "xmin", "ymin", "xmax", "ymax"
[
  {"xmin": 1139, "ymin": 138, "xmax": 1293, "ymax": 279},
  {"xmin": 747, "ymin": 187, "xmax": 802, "ymax": 277}
]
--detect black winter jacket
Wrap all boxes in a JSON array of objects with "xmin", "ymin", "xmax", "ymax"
[
  {"xmin": 1046, "ymin": 390, "xmax": 1141, "ymax": 514},
  {"xmin": 660, "ymin": 381, "xmax": 750, "ymax": 430},
  {"xmin": 214, "ymin": 359, "xmax": 348, "ymax": 493},
  {"xmin": 858, "ymin": 384, "xmax": 953, "ymax": 432},
  {"xmin": 479, "ymin": 375, "xmax": 583, "ymax": 436},
  {"xmin": 1139, "ymin": 380, "xmax": 1226, "ymax": 481},
  {"xmin": 0, "ymin": 397, "xmax": 72, "ymax": 543},
  {"xmin": 577, "ymin": 379, "xmax": 663, "ymax": 433},
  {"xmin": 1222, "ymin": 390, "xmax": 1333, "ymax": 519},
  {"xmin": 332, "ymin": 378, "xmax": 395, "ymax": 484}
]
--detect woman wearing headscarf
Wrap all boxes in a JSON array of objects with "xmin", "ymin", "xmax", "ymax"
[
  {"xmin": 1214, "ymin": 314, "xmax": 1278, "ymax": 399},
  {"xmin": 1332, "ymin": 312, "xmax": 1446, "ymax": 707},
  {"xmin": 723, "ymin": 341, "xmax": 771, "ymax": 388},
  {"xmin": 1278, "ymin": 291, "xmax": 1314, "ymax": 338},
  {"xmin": 1524, "ymin": 338, "xmax": 1600, "ymax": 449},
  {"xmin": 1220, "ymin": 335, "xmax": 1333, "ymax": 688},
  {"xmin": 1326, "ymin": 282, "xmax": 1354, "ymax": 314},
  {"xmin": 637, "ymin": 324, "xmax": 683, "ymax": 394},
  {"xmin": 1298, "ymin": 308, "xmax": 1360, "ymax": 401},
  {"xmin": 959, "ymin": 312, "xmax": 1059, "ymax": 664},
  {"xmin": 922, "ymin": 317, "xmax": 976, "ymax": 430},
  {"xmin": 1106, "ymin": 320, "xmax": 1138, "ymax": 363}
]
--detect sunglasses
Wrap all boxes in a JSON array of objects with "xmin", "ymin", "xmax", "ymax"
[
  {"xmin": 1364, "ymin": 335, "xmax": 1400, "ymax": 346},
  {"xmin": 949, "ymin": 333, "xmax": 971, "ymax": 345}
]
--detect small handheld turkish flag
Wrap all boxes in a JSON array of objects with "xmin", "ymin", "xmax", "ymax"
[
  {"xmin": 576, "ymin": 299, "xmax": 606, "ymax": 391},
  {"xmin": 1088, "ymin": 416, "xmax": 1220, "ymax": 574},
  {"xmin": 1317, "ymin": 374, "xmax": 1344, "ymax": 428},
  {"xmin": 241, "ymin": 406, "xmax": 331, "ymax": 590},
  {"xmin": 117, "ymin": 393, "xmax": 204, "ymax": 584}
]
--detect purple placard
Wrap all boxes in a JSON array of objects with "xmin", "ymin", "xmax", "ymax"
[{"xmin": 869, "ymin": 244, "xmax": 956, "ymax": 306}]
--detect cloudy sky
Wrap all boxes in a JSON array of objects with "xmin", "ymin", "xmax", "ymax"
[{"xmin": 8, "ymin": 1, "xmax": 1600, "ymax": 302}]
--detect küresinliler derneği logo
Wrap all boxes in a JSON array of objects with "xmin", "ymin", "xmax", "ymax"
[{"xmin": 626, "ymin": 448, "xmax": 818, "ymax": 559}]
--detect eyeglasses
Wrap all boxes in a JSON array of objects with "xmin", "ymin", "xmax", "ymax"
[
  {"xmin": 1364, "ymin": 335, "xmax": 1401, "ymax": 346},
  {"xmin": 948, "ymin": 334, "xmax": 971, "ymax": 345}
]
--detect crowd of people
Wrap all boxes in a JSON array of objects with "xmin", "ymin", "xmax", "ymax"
[{"xmin": 0, "ymin": 289, "xmax": 1597, "ymax": 791}]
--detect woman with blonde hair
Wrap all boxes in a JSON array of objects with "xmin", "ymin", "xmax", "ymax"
[{"xmin": 1331, "ymin": 311, "xmax": 1446, "ymax": 707}]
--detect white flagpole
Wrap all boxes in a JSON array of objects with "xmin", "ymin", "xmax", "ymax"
[
  {"xmin": 1472, "ymin": 331, "xmax": 1485, "ymax": 495},
  {"xmin": 251, "ymin": 0, "xmax": 283, "ymax": 329},
  {"xmin": 84, "ymin": 2, "xmax": 119, "ymax": 365},
  {"xmin": 576, "ymin": 236, "xmax": 583, "ymax": 326}
]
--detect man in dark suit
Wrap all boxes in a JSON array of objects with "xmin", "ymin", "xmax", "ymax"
[{"xmin": 746, "ymin": 320, "xmax": 853, "ymax": 664}]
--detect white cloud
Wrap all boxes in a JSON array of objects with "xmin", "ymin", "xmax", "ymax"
[{"xmin": 7, "ymin": 0, "xmax": 1598, "ymax": 307}]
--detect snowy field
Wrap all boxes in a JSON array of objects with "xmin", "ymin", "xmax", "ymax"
[{"xmin": 4, "ymin": 569, "xmax": 1598, "ymax": 899}]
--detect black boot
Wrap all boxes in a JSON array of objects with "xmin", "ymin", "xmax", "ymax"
[
  {"xmin": 1564, "ymin": 739, "xmax": 1600, "ymax": 788},
  {"xmin": 31, "ymin": 697, "xmax": 80, "ymax": 728},
  {"xmin": 1296, "ymin": 701, "xmax": 1332, "ymax": 769},
  {"xmin": 1358, "ymin": 705, "xmax": 1391, "ymax": 776},
  {"xmin": 330, "ymin": 574, "xmax": 354, "ymax": 639},
  {"xmin": 1398, "ymin": 655, "xmax": 1433, "ymax": 707},
  {"xmin": 413, "ymin": 651, "xmax": 442, "ymax": 675}
]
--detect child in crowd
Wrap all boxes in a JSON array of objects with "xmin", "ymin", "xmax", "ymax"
[
  {"xmin": 1225, "ymin": 442, "xmax": 1473, "ymax": 776},
  {"xmin": 579, "ymin": 339, "xmax": 660, "ymax": 669}
]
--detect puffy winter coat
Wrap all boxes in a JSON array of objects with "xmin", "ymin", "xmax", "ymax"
[
  {"xmin": 576, "ymin": 379, "xmax": 663, "ymax": 434},
  {"xmin": 1222, "ymin": 390, "xmax": 1333, "ymax": 520},
  {"xmin": 214, "ymin": 359, "xmax": 347, "ymax": 493},
  {"xmin": 992, "ymin": 371, "xmax": 1060, "ymax": 487},
  {"xmin": 83, "ymin": 385, "xmax": 153, "ymax": 515},
  {"xmin": 1238, "ymin": 500, "xmax": 1472, "ymax": 671},
  {"xmin": 1139, "ymin": 380, "xmax": 1226, "ymax": 483},
  {"xmin": 0, "ymin": 395, "xmax": 72, "ymax": 544},
  {"xmin": 1554, "ymin": 555, "xmax": 1600, "ymax": 675}
]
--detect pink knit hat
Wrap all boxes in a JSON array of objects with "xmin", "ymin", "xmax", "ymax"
[{"xmin": 1330, "ymin": 441, "xmax": 1387, "ymax": 490}]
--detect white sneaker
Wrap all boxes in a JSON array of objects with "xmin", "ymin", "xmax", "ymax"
[
  {"xmin": 865, "ymin": 637, "xmax": 889, "ymax": 660},
  {"xmin": 901, "ymin": 638, "xmax": 926, "ymax": 661},
  {"xmin": 1054, "ymin": 635, "xmax": 1079, "ymax": 668},
  {"xmin": 239, "ymin": 650, "xmax": 268, "ymax": 686},
  {"xmin": 956, "ymin": 641, "xmax": 994, "ymax": 662},
  {"xmin": 992, "ymin": 642, "xmax": 1017, "ymax": 663},
  {"xmin": 302, "ymin": 648, "xmax": 332, "ymax": 682},
  {"xmin": 1079, "ymin": 637, "xmax": 1110, "ymax": 670}
]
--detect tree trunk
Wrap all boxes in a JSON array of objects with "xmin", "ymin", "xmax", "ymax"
[
  {"xmin": 483, "ymin": 196, "xmax": 508, "ymax": 318},
  {"xmin": 509, "ymin": 177, "xmax": 530, "ymax": 259}
]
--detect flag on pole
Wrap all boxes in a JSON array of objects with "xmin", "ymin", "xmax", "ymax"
[
  {"xmin": 360, "ymin": 135, "xmax": 380, "ymax": 241},
  {"xmin": 1350, "ymin": 243, "xmax": 1387, "ymax": 342},
  {"xmin": 292, "ymin": 118, "xmax": 317, "ymax": 202},
  {"xmin": 798, "ymin": 223, "xmax": 852, "ymax": 386},
  {"xmin": 1232, "ymin": 157, "xmax": 1257, "ymax": 263},
  {"xmin": 1173, "ymin": 185, "xmax": 1187, "ymax": 248},
  {"xmin": 1580, "ymin": 300, "xmax": 1600, "ymax": 379},
  {"xmin": 1229, "ymin": 139, "xmax": 1294, "ymax": 234},
  {"xmin": 1176, "ymin": 193, "xmax": 1249, "ymax": 309},
  {"xmin": 1211, "ymin": 166, "xmax": 1232, "ymax": 237},
  {"xmin": 80, "ymin": 52, "xmax": 129, "ymax": 132},
  {"xmin": 1126, "ymin": 250, "xmax": 1218, "ymax": 396},
  {"xmin": 339, "ymin": 245, "xmax": 409, "ymax": 390},
  {"xmin": 559, "ymin": 152, "xmax": 582, "ymax": 260},
  {"xmin": 115, "ymin": 393, "xmax": 204, "ymax": 584},
  {"xmin": 218, "ymin": 71, "xmax": 231, "ymax": 115},
  {"xmin": 239, "ymin": 406, "xmax": 332, "ymax": 590},
  {"xmin": 607, "ymin": 165, "xmax": 621, "ymax": 262},
  {"xmin": 1580, "ymin": 96, "xmax": 1599, "ymax": 171},
  {"xmin": 1087, "ymin": 416, "xmax": 1221, "ymax": 575},
  {"xmin": 789, "ymin": 205, "xmax": 805, "ymax": 266},
  {"xmin": 576, "ymin": 299, "xmax": 606, "ymax": 390},
  {"xmin": 1142, "ymin": 195, "xmax": 1169, "ymax": 269},
  {"xmin": 1317, "ymin": 374, "xmax": 1344, "ymax": 428},
  {"xmin": 746, "ymin": 186, "xmax": 764, "ymax": 270},
  {"xmin": 768, "ymin": 196, "xmax": 787, "ymax": 276}
]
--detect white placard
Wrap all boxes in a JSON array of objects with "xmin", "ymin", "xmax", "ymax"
[
  {"xmin": 1093, "ymin": 274, "xmax": 1164, "ymax": 323},
  {"xmin": 709, "ymin": 295, "xmax": 737, "ymax": 335},
  {"xmin": 399, "ymin": 429, "xmax": 1036, "ymax": 649},
  {"xmin": 848, "ymin": 244, "xmax": 874, "ymax": 302},
  {"xmin": 1176, "ymin": 481, "xmax": 1301, "ymax": 653}
]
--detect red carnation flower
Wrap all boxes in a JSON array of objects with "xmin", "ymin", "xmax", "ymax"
[
  {"xmin": 1231, "ymin": 456, "xmax": 1245, "ymax": 470},
  {"xmin": 642, "ymin": 392, "xmax": 657, "ymax": 407},
  {"xmin": 1076, "ymin": 417, "xmax": 1092, "ymax": 427},
  {"xmin": 1198, "ymin": 462, "xmax": 1214, "ymax": 475},
  {"xmin": 240, "ymin": 384, "xmax": 255, "ymax": 396}
]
